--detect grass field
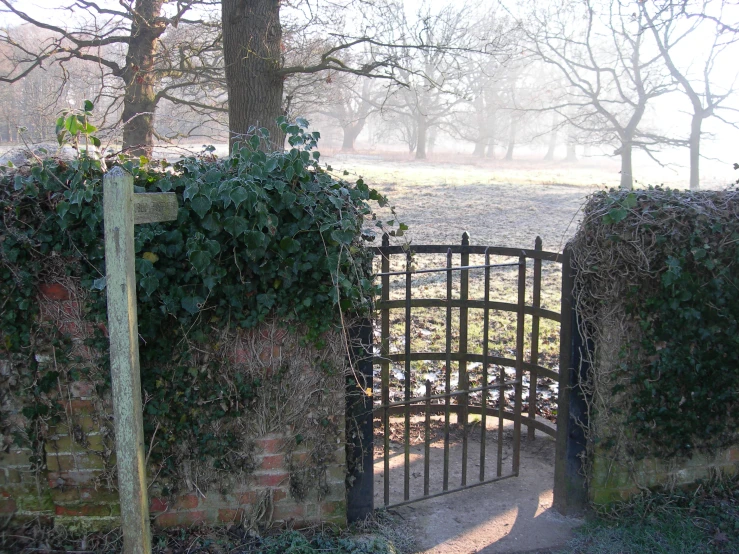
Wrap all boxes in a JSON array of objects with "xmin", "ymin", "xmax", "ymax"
[{"xmin": 329, "ymin": 153, "xmax": 604, "ymax": 424}]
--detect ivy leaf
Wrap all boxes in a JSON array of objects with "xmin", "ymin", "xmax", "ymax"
[
  {"xmin": 57, "ymin": 201, "xmax": 70, "ymax": 219},
  {"xmin": 142, "ymin": 252, "xmax": 159, "ymax": 263},
  {"xmin": 183, "ymin": 182, "xmax": 199, "ymax": 202},
  {"xmin": 181, "ymin": 296, "xmax": 204, "ymax": 314},
  {"xmin": 189, "ymin": 250, "xmax": 212, "ymax": 273},
  {"xmin": 140, "ymin": 275, "xmax": 159, "ymax": 296},
  {"xmin": 201, "ymin": 213, "xmax": 222, "ymax": 233},
  {"xmin": 205, "ymin": 170, "xmax": 223, "ymax": 184},
  {"xmin": 205, "ymin": 239, "xmax": 221, "ymax": 256},
  {"xmin": 91, "ymin": 277, "xmax": 106, "ymax": 291},
  {"xmin": 282, "ymin": 191, "xmax": 297, "ymax": 205},
  {"xmin": 223, "ymin": 216, "xmax": 248, "ymax": 237},
  {"xmin": 231, "ymin": 186, "xmax": 249, "ymax": 209},
  {"xmin": 244, "ymin": 230, "xmax": 265, "ymax": 250},
  {"xmin": 604, "ymin": 207, "xmax": 628, "ymax": 225},
  {"xmin": 190, "ymin": 195, "xmax": 212, "ymax": 219},
  {"xmin": 279, "ymin": 237, "xmax": 296, "ymax": 251},
  {"xmin": 265, "ymin": 157, "xmax": 278, "ymax": 173},
  {"xmin": 330, "ymin": 229, "xmax": 355, "ymax": 245}
]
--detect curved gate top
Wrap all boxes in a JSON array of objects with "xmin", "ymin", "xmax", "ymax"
[{"xmin": 371, "ymin": 233, "xmax": 568, "ymax": 508}]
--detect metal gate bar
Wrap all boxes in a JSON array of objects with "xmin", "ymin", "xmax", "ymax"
[{"xmin": 373, "ymin": 234, "xmax": 563, "ymax": 508}]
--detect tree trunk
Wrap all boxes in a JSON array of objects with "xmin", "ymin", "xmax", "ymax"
[
  {"xmin": 341, "ymin": 117, "xmax": 367, "ymax": 151},
  {"xmin": 485, "ymin": 137, "xmax": 495, "ymax": 159},
  {"xmin": 415, "ymin": 114, "xmax": 428, "ymax": 160},
  {"xmin": 473, "ymin": 140, "xmax": 486, "ymax": 157},
  {"xmin": 543, "ymin": 112, "xmax": 558, "ymax": 161},
  {"xmin": 120, "ymin": 0, "xmax": 165, "ymax": 157},
  {"xmin": 619, "ymin": 140, "xmax": 633, "ymax": 190},
  {"xmin": 222, "ymin": 0, "xmax": 284, "ymax": 150},
  {"xmin": 689, "ymin": 113, "xmax": 701, "ymax": 190},
  {"xmin": 505, "ymin": 117, "xmax": 517, "ymax": 161},
  {"xmin": 565, "ymin": 142, "xmax": 577, "ymax": 162}
]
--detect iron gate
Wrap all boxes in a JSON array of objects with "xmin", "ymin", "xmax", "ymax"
[{"xmin": 372, "ymin": 233, "xmax": 566, "ymax": 508}]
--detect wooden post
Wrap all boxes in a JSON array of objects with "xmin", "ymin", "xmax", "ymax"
[{"xmin": 103, "ymin": 167, "xmax": 178, "ymax": 554}]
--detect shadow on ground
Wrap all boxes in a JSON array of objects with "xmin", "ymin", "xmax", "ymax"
[{"xmin": 374, "ymin": 419, "xmax": 582, "ymax": 553}]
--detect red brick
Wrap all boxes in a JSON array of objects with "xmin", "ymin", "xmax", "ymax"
[
  {"xmin": 54, "ymin": 503, "xmax": 115, "ymax": 517},
  {"xmin": 59, "ymin": 301, "xmax": 81, "ymax": 317},
  {"xmin": 155, "ymin": 510, "xmax": 207, "ymax": 528},
  {"xmin": 258, "ymin": 348, "xmax": 271, "ymax": 363},
  {"xmin": 272, "ymin": 503, "xmax": 304, "ymax": 521},
  {"xmin": 48, "ymin": 470, "xmax": 97, "ymax": 487},
  {"xmin": 39, "ymin": 283, "xmax": 70, "ymax": 301},
  {"xmin": 70, "ymin": 381, "xmax": 96, "ymax": 398},
  {"xmin": 0, "ymin": 499, "xmax": 16, "ymax": 514},
  {"xmin": 174, "ymin": 494, "xmax": 199, "ymax": 510},
  {"xmin": 50, "ymin": 488, "xmax": 80, "ymax": 502},
  {"xmin": 238, "ymin": 491, "xmax": 257, "ymax": 505},
  {"xmin": 218, "ymin": 508, "xmax": 244, "ymax": 523},
  {"xmin": 253, "ymin": 472, "xmax": 288, "ymax": 487},
  {"xmin": 291, "ymin": 451, "xmax": 310, "ymax": 465},
  {"xmin": 272, "ymin": 489, "xmax": 287, "ymax": 503},
  {"xmin": 321, "ymin": 501, "xmax": 345, "ymax": 516},
  {"xmin": 79, "ymin": 488, "xmax": 119, "ymax": 503},
  {"xmin": 47, "ymin": 453, "xmax": 106, "ymax": 472},
  {"xmin": 57, "ymin": 321, "xmax": 84, "ymax": 338},
  {"xmin": 58, "ymin": 399, "xmax": 96, "ymax": 416},
  {"xmin": 150, "ymin": 497, "xmax": 169, "ymax": 513},
  {"xmin": 728, "ymin": 448, "xmax": 739, "ymax": 462},
  {"xmin": 259, "ymin": 454, "xmax": 284, "ymax": 471},
  {"xmin": 254, "ymin": 435, "xmax": 285, "ymax": 454},
  {"xmin": 232, "ymin": 346, "xmax": 250, "ymax": 366}
]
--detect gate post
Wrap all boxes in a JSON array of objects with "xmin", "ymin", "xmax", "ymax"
[
  {"xmin": 553, "ymin": 244, "xmax": 589, "ymax": 515},
  {"xmin": 346, "ymin": 317, "xmax": 374, "ymax": 522}
]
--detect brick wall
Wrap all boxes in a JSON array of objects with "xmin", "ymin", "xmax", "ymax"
[
  {"xmin": 0, "ymin": 286, "xmax": 348, "ymax": 531},
  {"xmin": 585, "ymin": 313, "xmax": 739, "ymax": 506},
  {"xmin": 589, "ymin": 446, "xmax": 739, "ymax": 505}
]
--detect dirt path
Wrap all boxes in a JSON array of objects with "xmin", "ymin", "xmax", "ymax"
[{"xmin": 374, "ymin": 419, "xmax": 582, "ymax": 554}]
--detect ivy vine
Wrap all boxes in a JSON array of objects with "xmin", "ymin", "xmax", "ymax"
[
  {"xmin": 574, "ymin": 187, "xmax": 739, "ymax": 460},
  {"xmin": 0, "ymin": 118, "xmax": 393, "ymax": 478}
]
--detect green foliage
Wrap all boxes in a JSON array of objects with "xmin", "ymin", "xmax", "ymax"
[
  {"xmin": 55, "ymin": 100, "xmax": 101, "ymax": 150},
  {"xmin": 597, "ymin": 188, "xmax": 739, "ymax": 458},
  {"xmin": 0, "ymin": 119, "xmax": 390, "ymax": 475},
  {"xmin": 561, "ymin": 479, "xmax": 739, "ymax": 554}
]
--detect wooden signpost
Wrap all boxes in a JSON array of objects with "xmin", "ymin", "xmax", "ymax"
[{"xmin": 103, "ymin": 167, "xmax": 178, "ymax": 554}]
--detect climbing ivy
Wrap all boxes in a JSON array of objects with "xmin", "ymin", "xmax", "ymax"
[
  {"xmin": 0, "ymin": 118, "xmax": 393, "ymax": 476},
  {"xmin": 576, "ymin": 187, "xmax": 739, "ymax": 459}
]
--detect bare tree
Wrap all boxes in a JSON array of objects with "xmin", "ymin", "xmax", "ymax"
[
  {"xmin": 221, "ymin": 0, "xmax": 496, "ymax": 150},
  {"xmin": 641, "ymin": 0, "xmax": 739, "ymax": 189},
  {"xmin": 0, "ymin": 0, "xmax": 222, "ymax": 155},
  {"xmin": 320, "ymin": 75, "xmax": 376, "ymax": 151},
  {"xmin": 517, "ymin": 0, "xmax": 678, "ymax": 189}
]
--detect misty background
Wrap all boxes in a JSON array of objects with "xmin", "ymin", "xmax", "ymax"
[{"xmin": 1, "ymin": 0, "xmax": 738, "ymax": 190}]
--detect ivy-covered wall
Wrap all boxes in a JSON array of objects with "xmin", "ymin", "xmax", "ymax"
[
  {"xmin": 0, "ymin": 121, "xmax": 391, "ymax": 530},
  {"xmin": 1, "ymin": 294, "xmax": 348, "ymax": 530},
  {"xmin": 570, "ymin": 188, "xmax": 739, "ymax": 505}
]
